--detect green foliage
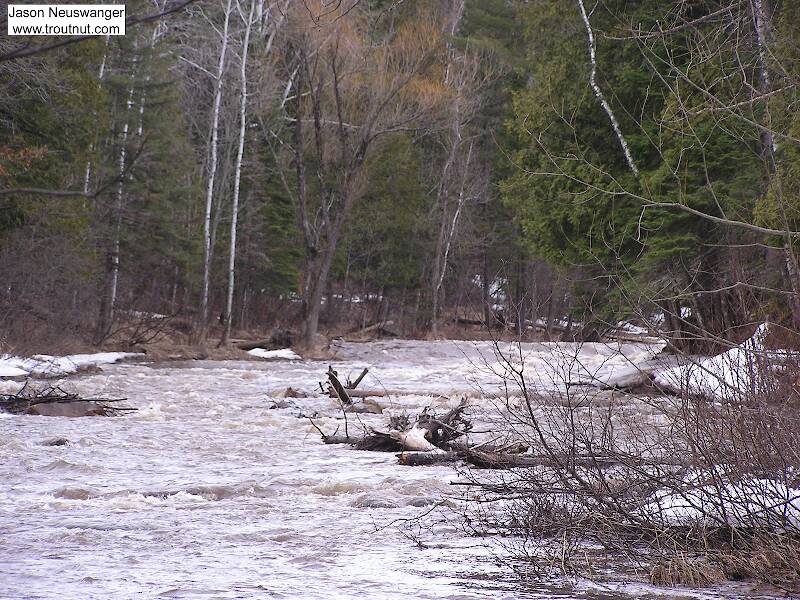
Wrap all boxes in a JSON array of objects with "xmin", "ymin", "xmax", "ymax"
[
  {"xmin": 257, "ymin": 173, "xmax": 304, "ymax": 296},
  {"xmin": 501, "ymin": 0, "xmax": 768, "ymax": 321},
  {"xmin": 337, "ymin": 134, "xmax": 428, "ymax": 291}
]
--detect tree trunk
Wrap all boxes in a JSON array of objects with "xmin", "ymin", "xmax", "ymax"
[
  {"xmin": 749, "ymin": 0, "xmax": 800, "ymax": 327},
  {"xmin": 83, "ymin": 35, "xmax": 110, "ymax": 195},
  {"xmin": 515, "ymin": 254, "xmax": 526, "ymax": 336},
  {"xmin": 301, "ymin": 233, "xmax": 340, "ymax": 348},
  {"xmin": 96, "ymin": 51, "xmax": 137, "ymax": 343},
  {"xmin": 200, "ymin": 0, "xmax": 234, "ymax": 341},
  {"xmin": 221, "ymin": 0, "xmax": 255, "ymax": 346},
  {"xmin": 481, "ymin": 251, "xmax": 491, "ymax": 325}
]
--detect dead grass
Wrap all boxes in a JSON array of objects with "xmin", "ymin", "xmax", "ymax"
[
  {"xmin": 649, "ymin": 554, "xmax": 726, "ymax": 586},
  {"xmin": 714, "ymin": 539, "xmax": 800, "ymax": 584},
  {"xmin": 648, "ymin": 539, "xmax": 800, "ymax": 588}
]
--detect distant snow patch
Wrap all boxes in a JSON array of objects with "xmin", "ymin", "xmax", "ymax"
[
  {"xmin": 247, "ymin": 348, "xmax": 301, "ymax": 361},
  {"xmin": 0, "ymin": 352, "xmax": 142, "ymax": 378},
  {"xmin": 0, "ymin": 360, "xmax": 28, "ymax": 378},
  {"xmin": 616, "ymin": 321, "xmax": 650, "ymax": 336}
]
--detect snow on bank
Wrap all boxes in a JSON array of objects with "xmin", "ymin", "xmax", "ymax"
[
  {"xmin": 0, "ymin": 361, "xmax": 28, "ymax": 378},
  {"xmin": 247, "ymin": 348, "xmax": 301, "ymax": 361},
  {"xmin": 652, "ymin": 324, "xmax": 786, "ymax": 400},
  {"xmin": 0, "ymin": 352, "xmax": 142, "ymax": 378},
  {"xmin": 640, "ymin": 477, "xmax": 800, "ymax": 529}
]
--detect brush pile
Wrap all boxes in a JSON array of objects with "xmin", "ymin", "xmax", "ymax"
[{"xmin": 0, "ymin": 382, "xmax": 134, "ymax": 417}]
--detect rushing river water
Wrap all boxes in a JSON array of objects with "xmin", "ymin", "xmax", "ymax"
[{"xmin": 0, "ymin": 340, "xmax": 772, "ymax": 599}]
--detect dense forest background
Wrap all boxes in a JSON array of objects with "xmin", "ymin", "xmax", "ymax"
[{"xmin": 2, "ymin": 0, "xmax": 799, "ymax": 352}]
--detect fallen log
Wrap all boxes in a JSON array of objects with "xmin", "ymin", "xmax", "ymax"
[
  {"xmin": 398, "ymin": 451, "xmax": 461, "ymax": 466},
  {"xmin": 448, "ymin": 440, "xmax": 529, "ymax": 454},
  {"xmin": 461, "ymin": 450, "xmax": 676, "ymax": 470},
  {"xmin": 376, "ymin": 325, "xmax": 399, "ymax": 338},
  {"xmin": 452, "ymin": 316, "xmax": 485, "ymax": 326},
  {"xmin": 347, "ymin": 320, "xmax": 399, "ymax": 338},
  {"xmin": 351, "ymin": 400, "xmax": 472, "ymax": 453},
  {"xmin": 322, "ymin": 434, "xmax": 367, "ymax": 445},
  {"xmin": 236, "ymin": 330, "xmax": 293, "ymax": 351},
  {"xmin": 236, "ymin": 338, "xmax": 275, "ymax": 351},
  {"xmin": 389, "ymin": 425, "xmax": 439, "ymax": 451},
  {"xmin": 324, "ymin": 366, "xmax": 389, "ymax": 399},
  {"xmin": 349, "ymin": 320, "xmax": 394, "ymax": 335},
  {"xmin": 337, "ymin": 389, "xmax": 389, "ymax": 398},
  {"xmin": 355, "ymin": 431, "xmax": 404, "ymax": 452},
  {"xmin": 417, "ymin": 398, "xmax": 470, "ymax": 447}
]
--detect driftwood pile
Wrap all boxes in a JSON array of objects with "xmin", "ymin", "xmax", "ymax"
[
  {"xmin": 0, "ymin": 383, "xmax": 134, "ymax": 417},
  {"xmin": 316, "ymin": 367, "xmax": 549, "ymax": 469},
  {"xmin": 316, "ymin": 367, "xmax": 664, "ymax": 470}
]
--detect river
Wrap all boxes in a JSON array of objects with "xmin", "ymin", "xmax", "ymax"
[{"xmin": 0, "ymin": 340, "xmax": 770, "ymax": 599}]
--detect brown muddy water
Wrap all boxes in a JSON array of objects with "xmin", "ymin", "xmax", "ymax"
[{"xmin": 0, "ymin": 340, "xmax": 776, "ymax": 599}]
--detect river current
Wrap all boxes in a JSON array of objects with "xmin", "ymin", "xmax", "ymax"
[{"xmin": 0, "ymin": 340, "xmax": 768, "ymax": 599}]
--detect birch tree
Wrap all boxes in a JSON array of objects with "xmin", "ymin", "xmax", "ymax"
[
  {"xmin": 220, "ymin": 0, "xmax": 256, "ymax": 345},
  {"xmin": 429, "ymin": 2, "xmax": 488, "ymax": 336},
  {"xmin": 96, "ymin": 40, "xmax": 140, "ymax": 341},
  {"xmin": 200, "ymin": 0, "xmax": 234, "ymax": 339}
]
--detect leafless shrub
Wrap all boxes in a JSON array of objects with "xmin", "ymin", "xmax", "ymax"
[
  {"xmin": 0, "ymin": 225, "xmax": 96, "ymax": 353},
  {"xmin": 460, "ymin": 334, "xmax": 800, "ymax": 588}
]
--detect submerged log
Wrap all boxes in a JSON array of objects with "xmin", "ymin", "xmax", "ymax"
[
  {"xmin": 27, "ymin": 401, "xmax": 109, "ymax": 417},
  {"xmin": 344, "ymin": 399, "xmax": 383, "ymax": 414}
]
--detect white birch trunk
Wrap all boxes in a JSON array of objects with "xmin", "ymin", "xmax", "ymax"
[
  {"xmin": 430, "ymin": 4, "xmax": 466, "ymax": 337},
  {"xmin": 222, "ymin": 0, "xmax": 255, "ymax": 345},
  {"xmin": 576, "ymin": 0, "xmax": 638, "ymax": 177},
  {"xmin": 751, "ymin": 0, "xmax": 776, "ymax": 154},
  {"xmin": 108, "ymin": 52, "xmax": 138, "ymax": 324},
  {"xmin": 201, "ymin": 0, "xmax": 234, "ymax": 338}
]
